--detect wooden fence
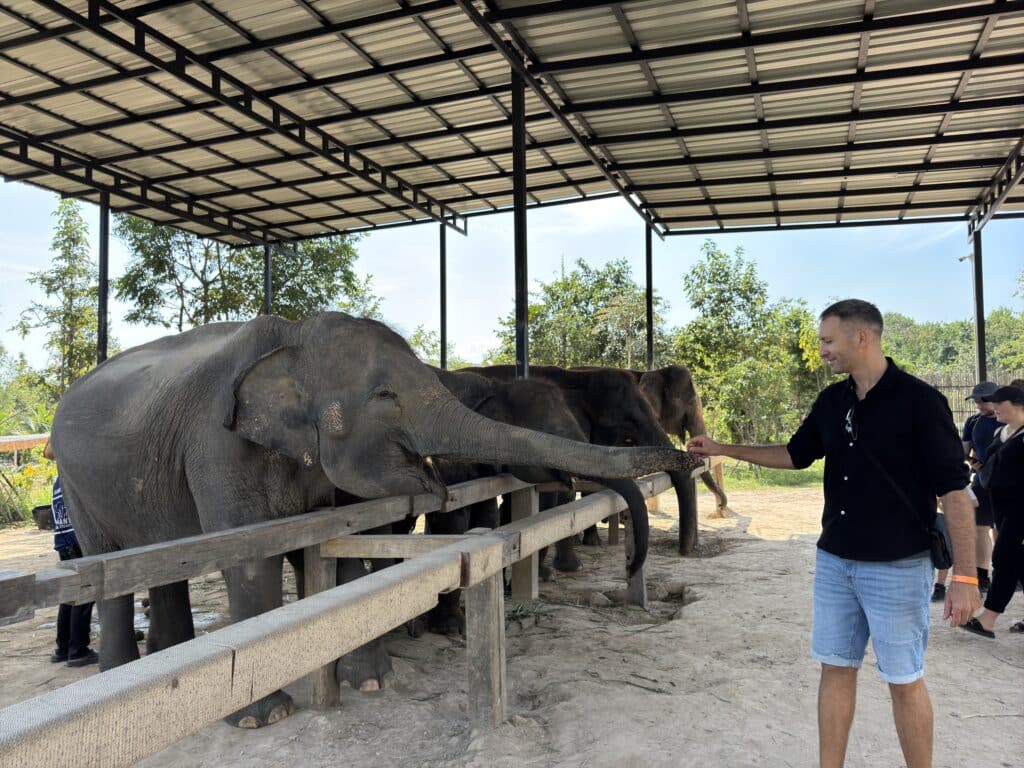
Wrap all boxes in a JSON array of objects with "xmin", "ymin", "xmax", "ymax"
[
  {"xmin": 918, "ymin": 369, "xmax": 1024, "ymax": 428},
  {"xmin": 0, "ymin": 460, "xmax": 717, "ymax": 768}
]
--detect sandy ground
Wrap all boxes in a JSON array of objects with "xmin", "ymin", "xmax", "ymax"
[{"xmin": 2, "ymin": 488, "xmax": 1022, "ymax": 768}]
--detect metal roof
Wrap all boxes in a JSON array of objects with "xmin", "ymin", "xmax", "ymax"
[{"xmin": 0, "ymin": 0, "xmax": 1022, "ymax": 245}]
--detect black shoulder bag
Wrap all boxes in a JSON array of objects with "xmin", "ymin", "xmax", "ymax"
[{"xmin": 857, "ymin": 442, "xmax": 953, "ymax": 569}]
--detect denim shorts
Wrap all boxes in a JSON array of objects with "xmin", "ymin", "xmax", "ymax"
[{"xmin": 811, "ymin": 548, "xmax": 932, "ymax": 684}]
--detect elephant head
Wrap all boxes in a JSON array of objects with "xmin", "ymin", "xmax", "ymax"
[
  {"xmin": 225, "ymin": 313, "xmax": 699, "ymax": 502},
  {"xmin": 636, "ymin": 365, "xmax": 707, "ymax": 442}
]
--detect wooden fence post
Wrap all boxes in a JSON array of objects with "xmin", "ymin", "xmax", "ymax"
[
  {"xmin": 622, "ymin": 515, "xmax": 648, "ymax": 609},
  {"xmin": 464, "ymin": 531, "xmax": 507, "ymax": 730},
  {"xmin": 508, "ymin": 487, "xmax": 538, "ymax": 601},
  {"xmin": 607, "ymin": 512, "xmax": 619, "ymax": 545},
  {"xmin": 301, "ymin": 543, "xmax": 340, "ymax": 709}
]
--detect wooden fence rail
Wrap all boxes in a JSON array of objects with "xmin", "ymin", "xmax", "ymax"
[{"xmin": 0, "ymin": 461, "xmax": 714, "ymax": 768}]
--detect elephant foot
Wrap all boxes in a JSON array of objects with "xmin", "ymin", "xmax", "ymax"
[
  {"xmin": 581, "ymin": 526, "xmax": 602, "ymax": 547},
  {"xmin": 405, "ymin": 617, "xmax": 427, "ymax": 638},
  {"xmin": 336, "ymin": 638, "xmax": 393, "ymax": 692},
  {"xmin": 553, "ymin": 549, "xmax": 582, "ymax": 573},
  {"xmin": 427, "ymin": 604, "xmax": 465, "ymax": 636},
  {"xmin": 538, "ymin": 562, "xmax": 554, "ymax": 582},
  {"xmin": 225, "ymin": 690, "xmax": 295, "ymax": 729}
]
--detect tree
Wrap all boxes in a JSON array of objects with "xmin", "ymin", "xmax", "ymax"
[
  {"xmin": 114, "ymin": 217, "xmax": 378, "ymax": 327},
  {"xmin": 406, "ymin": 325, "xmax": 470, "ymax": 368},
  {"xmin": 486, "ymin": 258, "xmax": 672, "ymax": 367},
  {"xmin": 13, "ymin": 200, "xmax": 99, "ymax": 396}
]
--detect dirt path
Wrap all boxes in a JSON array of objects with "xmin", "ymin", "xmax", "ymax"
[{"xmin": 2, "ymin": 489, "xmax": 1021, "ymax": 767}]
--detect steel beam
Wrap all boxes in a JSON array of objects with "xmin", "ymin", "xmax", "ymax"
[
  {"xmin": 972, "ymin": 230, "xmax": 987, "ymax": 381},
  {"xmin": 454, "ymin": 0, "xmax": 665, "ymax": 236},
  {"xmin": 512, "ymin": 68, "xmax": 528, "ymax": 380},
  {"xmin": 97, "ymin": 191, "xmax": 109, "ymax": 364},
  {"xmin": 654, "ymin": 199, "xmax": 980, "ymax": 224},
  {"xmin": 262, "ymin": 243, "xmax": 272, "ymax": 315},
  {"xmin": 532, "ymin": 2, "xmax": 1024, "ymax": 74},
  {"xmin": 37, "ymin": 0, "xmax": 466, "ymax": 234},
  {"xmin": 562, "ymin": 53, "xmax": 1024, "ymax": 114},
  {"xmin": 662, "ymin": 212, "xmax": 1024, "ymax": 235},
  {"xmin": 967, "ymin": 137, "xmax": 1024, "ymax": 237},
  {"xmin": 609, "ymin": 129, "xmax": 1022, "ymax": 172}
]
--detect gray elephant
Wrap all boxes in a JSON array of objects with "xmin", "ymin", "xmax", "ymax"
[
  {"xmin": 629, "ymin": 365, "xmax": 729, "ymax": 512},
  {"xmin": 462, "ymin": 364, "xmax": 698, "ymax": 558},
  {"xmin": 51, "ymin": 313, "xmax": 696, "ymax": 728}
]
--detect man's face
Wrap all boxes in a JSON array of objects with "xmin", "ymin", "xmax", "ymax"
[
  {"xmin": 818, "ymin": 316, "xmax": 859, "ymax": 374},
  {"xmin": 975, "ymin": 398, "xmax": 995, "ymax": 415}
]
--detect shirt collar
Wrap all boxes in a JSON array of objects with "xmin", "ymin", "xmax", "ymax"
[{"xmin": 844, "ymin": 357, "xmax": 899, "ymax": 401}]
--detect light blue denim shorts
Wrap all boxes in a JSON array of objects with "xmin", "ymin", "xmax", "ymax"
[{"xmin": 811, "ymin": 548, "xmax": 932, "ymax": 684}]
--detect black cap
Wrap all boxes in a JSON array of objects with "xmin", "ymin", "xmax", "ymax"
[
  {"xmin": 981, "ymin": 385, "xmax": 1024, "ymax": 405},
  {"xmin": 966, "ymin": 381, "xmax": 998, "ymax": 400}
]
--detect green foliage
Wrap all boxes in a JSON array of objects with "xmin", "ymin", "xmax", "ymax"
[
  {"xmin": 486, "ymin": 258, "xmax": 672, "ymax": 367},
  {"xmin": 114, "ymin": 217, "xmax": 377, "ymax": 327},
  {"xmin": 12, "ymin": 200, "xmax": 101, "ymax": 396},
  {"xmin": 676, "ymin": 241, "xmax": 826, "ymax": 445},
  {"xmin": 406, "ymin": 325, "xmax": 471, "ymax": 368},
  {"xmin": 881, "ymin": 308, "xmax": 1024, "ymax": 374},
  {"xmin": 709, "ymin": 459, "xmax": 825, "ymax": 491}
]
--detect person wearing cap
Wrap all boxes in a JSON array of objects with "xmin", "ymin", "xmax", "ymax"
[
  {"xmin": 688, "ymin": 299, "xmax": 979, "ymax": 768},
  {"xmin": 42, "ymin": 440, "xmax": 99, "ymax": 667},
  {"xmin": 932, "ymin": 380, "xmax": 1001, "ymax": 600},
  {"xmin": 961, "ymin": 385, "xmax": 1024, "ymax": 639}
]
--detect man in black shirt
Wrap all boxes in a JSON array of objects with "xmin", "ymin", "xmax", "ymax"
[{"xmin": 689, "ymin": 299, "xmax": 979, "ymax": 768}]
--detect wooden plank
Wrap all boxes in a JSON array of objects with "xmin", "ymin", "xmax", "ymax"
[
  {"xmin": 607, "ymin": 513, "xmax": 620, "ymax": 545},
  {"xmin": 0, "ymin": 547, "xmax": 464, "ymax": 768},
  {"xmin": 622, "ymin": 515, "xmax": 648, "ymax": 609},
  {"xmin": 457, "ymin": 531, "xmax": 505, "ymax": 588},
  {"xmin": 465, "ymin": 571, "xmax": 507, "ymax": 730},
  {"xmin": 301, "ymin": 543, "xmax": 339, "ymax": 710},
  {"xmin": 0, "ymin": 572, "xmax": 35, "ymax": 626},
  {"xmin": 319, "ymin": 534, "xmax": 467, "ymax": 559},
  {"xmin": 508, "ymin": 487, "xmax": 539, "ymax": 601},
  {"xmin": 0, "ymin": 433, "xmax": 48, "ymax": 452}
]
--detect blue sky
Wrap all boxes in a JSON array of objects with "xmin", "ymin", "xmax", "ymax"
[{"xmin": 1, "ymin": 181, "xmax": 1021, "ymax": 368}]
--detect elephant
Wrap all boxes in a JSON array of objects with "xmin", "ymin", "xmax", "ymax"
[
  {"xmin": 394, "ymin": 369, "xmax": 651, "ymax": 635},
  {"xmin": 51, "ymin": 312, "xmax": 697, "ymax": 728},
  {"xmin": 628, "ymin": 364, "xmax": 729, "ymax": 515},
  {"xmin": 461, "ymin": 364, "xmax": 700, "ymax": 558}
]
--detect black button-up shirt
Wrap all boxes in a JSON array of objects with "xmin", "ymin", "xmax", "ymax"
[{"xmin": 787, "ymin": 359, "xmax": 968, "ymax": 561}]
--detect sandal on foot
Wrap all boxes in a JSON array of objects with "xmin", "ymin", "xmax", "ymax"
[
  {"xmin": 1009, "ymin": 620, "xmax": 1024, "ymax": 634},
  {"xmin": 961, "ymin": 617, "xmax": 995, "ymax": 639}
]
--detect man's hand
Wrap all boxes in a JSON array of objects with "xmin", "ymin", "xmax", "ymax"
[
  {"xmin": 687, "ymin": 435, "xmax": 722, "ymax": 457},
  {"xmin": 944, "ymin": 582, "xmax": 982, "ymax": 628}
]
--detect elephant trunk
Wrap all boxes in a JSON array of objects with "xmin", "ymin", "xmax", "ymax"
[
  {"xmin": 598, "ymin": 478, "xmax": 649, "ymax": 575},
  {"xmin": 413, "ymin": 392, "xmax": 699, "ymax": 480}
]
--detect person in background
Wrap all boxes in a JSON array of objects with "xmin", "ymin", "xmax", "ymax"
[
  {"xmin": 933, "ymin": 380, "xmax": 1000, "ymax": 600},
  {"xmin": 42, "ymin": 440, "xmax": 98, "ymax": 667},
  {"xmin": 688, "ymin": 299, "xmax": 978, "ymax": 768},
  {"xmin": 961, "ymin": 385, "xmax": 1024, "ymax": 638}
]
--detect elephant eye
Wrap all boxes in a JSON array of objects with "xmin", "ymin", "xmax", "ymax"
[{"xmin": 373, "ymin": 387, "xmax": 397, "ymax": 401}]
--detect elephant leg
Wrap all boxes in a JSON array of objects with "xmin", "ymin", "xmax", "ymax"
[
  {"xmin": 223, "ymin": 556, "xmax": 295, "ymax": 729},
  {"xmin": 675, "ymin": 473, "xmax": 699, "ymax": 555},
  {"xmin": 423, "ymin": 510, "xmax": 468, "ymax": 635},
  {"xmin": 552, "ymin": 537, "xmax": 582, "ymax": 572},
  {"xmin": 145, "ymin": 581, "xmax": 194, "ymax": 655},
  {"xmin": 334, "ymin": 558, "xmax": 394, "ymax": 692},
  {"xmin": 468, "ymin": 498, "xmax": 499, "ymax": 530},
  {"xmin": 580, "ymin": 525, "xmax": 602, "ymax": 547},
  {"xmin": 701, "ymin": 468, "xmax": 728, "ymax": 511},
  {"xmin": 97, "ymin": 594, "xmax": 140, "ymax": 671}
]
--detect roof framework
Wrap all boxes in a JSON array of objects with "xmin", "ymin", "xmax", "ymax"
[{"xmin": 0, "ymin": 0, "xmax": 1022, "ymax": 245}]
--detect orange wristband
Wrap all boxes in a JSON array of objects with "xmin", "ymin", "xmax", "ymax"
[{"xmin": 951, "ymin": 575, "xmax": 979, "ymax": 585}]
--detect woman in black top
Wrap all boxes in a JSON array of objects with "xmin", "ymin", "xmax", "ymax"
[{"xmin": 961, "ymin": 385, "xmax": 1024, "ymax": 638}]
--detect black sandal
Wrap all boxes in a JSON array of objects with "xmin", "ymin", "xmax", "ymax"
[
  {"xmin": 1009, "ymin": 620, "xmax": 1024, "ymax": 634},
  {"xmin": 961, "ymin": 617, "xmax": 995, "ymax": 639}
]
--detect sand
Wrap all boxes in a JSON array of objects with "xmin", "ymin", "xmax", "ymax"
[{"xmin": 1, "ymin": 488, "xmax": 1021, "ymax": 767}]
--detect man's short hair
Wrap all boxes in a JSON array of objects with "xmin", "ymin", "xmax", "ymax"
[{"xmin": 820, "ymin": 299, "xmax": 884, "ymax": 336}]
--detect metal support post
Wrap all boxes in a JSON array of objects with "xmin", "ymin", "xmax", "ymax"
[
  {"xmin": 645, "ymin": 225, "xmax": 654, "ymax": 370},
  {"xmin": 97, "ymin": 191, "xmax": 109, "ymax": 363},
  {"xmin": 512, "ymin": 67, "xmax": 528, "ymax": 379},
  {"xmin": 972, "ymin": 230, "xmax": 986, "ymax": 381},
  {"xmin": 440, "ymin": 223, "xmax": 448, "ymax": 370},
  {"xmin": 262, "ymin": 243, "xmax": 272, "ymax": 315}
]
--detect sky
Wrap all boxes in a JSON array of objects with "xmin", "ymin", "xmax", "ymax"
[{"xmin": 1, "ymin": 180, "xmax": 1022, "ymax": 369}]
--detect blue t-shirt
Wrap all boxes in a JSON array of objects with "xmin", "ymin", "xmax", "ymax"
[
  {"xmin": 962, "ymin": 413, "xmax": 1000, "ymax": 463},
  {"xmin": 52, "ymin": 477, "xmax": 78, "ymax": 551}
]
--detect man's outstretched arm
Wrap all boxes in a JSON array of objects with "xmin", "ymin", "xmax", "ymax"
[{"xmin": 687, "ymin": 436, "xmax": 795, "ymax": 469}]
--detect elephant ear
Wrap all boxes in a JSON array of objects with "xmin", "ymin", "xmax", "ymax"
[
  {"xmin": 638, "ymin": 371, "xmax": 667, "ymax": 419},
  {"xmin": 224, "ymin": 346, "xmax": 319, "ymax": 468}
]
